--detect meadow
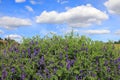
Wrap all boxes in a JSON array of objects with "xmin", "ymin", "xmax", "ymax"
[{"xmin": 0, "ymin": 32, "xmax": 120, "ymax": 80}]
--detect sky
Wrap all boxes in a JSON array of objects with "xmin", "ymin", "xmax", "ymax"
[{"xmin": 0, "ymin": 0, "xmax": 120, "ymax": 42}]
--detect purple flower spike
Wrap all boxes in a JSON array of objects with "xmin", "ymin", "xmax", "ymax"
[
  {"xmin": 11, "ymin": 67, "xmax": 15, "ymax": 73},
  {"xmin": 2, "ymin": 69, "xmax": 7, "ymax": 79},
  {"xmin": 76, "ymin": 75, "xmax": 79, "ymax": 80},
  {"xmin": 27, "ymin": 48, "xmax": 31, "ymax": 57},
  {"xmin": 30, "ymin": 40, "xmax": 34, "ymax": 45},
  {"xmin": 66, "ymin": 60, "xmax": 71, "ymax": 70},
  {"xmin": 3, "ymin": 49, "xmax": 6, "ymax": 55},
  {"xmin": 21, "ymin": 73, "xmax": 26, "ymax": 80},
  {"xmin": 118, "ymin": 65, "xmax": 120, "ymax": 70}
]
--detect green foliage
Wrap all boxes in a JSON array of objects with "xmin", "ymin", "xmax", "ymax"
[{"xmin": 0, "ymin": 32, "xmax": 120, "ymax": 80}]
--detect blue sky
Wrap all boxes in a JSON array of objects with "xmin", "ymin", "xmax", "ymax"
[{"xmin": 0, "ymin": 0, "xmax": 120, "ymax": 42}]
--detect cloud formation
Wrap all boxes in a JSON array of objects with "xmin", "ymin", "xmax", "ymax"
[
  {"xmin": 0, "ymin": 16, "xmax": 32, "ymax": 29},
  {"xmin": 115, "ymin": 30, "xmax": 120, "ymax": 35},
  {"xmin": 104, "ymin": 0, "xmax": 120, "ymax": 15},
  {"xmin": 5, "ymin": 34, "xmax": 23, "ymax": 42},
  {"xmin": 36, "ymin": 4, "xmax": 108, "ymax": 27},
  {"xmin": 6, "ymin": 34, "xmax": 22, "ymax": 39},
  {"xmin": 25, "ymin": 5, "xmax": 34, "ymax": 12},
  {"xmin": 84, "ymin": 29, "xmax": 110, "ymax": 34},
  {"xmin": 15, "ymin": 0, "xmax": 26, "ymax": 3}
]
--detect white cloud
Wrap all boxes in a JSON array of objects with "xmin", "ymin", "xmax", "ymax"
[
  {"xmin": 30, "ymin": 0, "xmax": 42, "ymax": 5},
  {"xmin": 0, "ymin": 16, "xmax": 32, "ymax": 29},
  {"xmin": 0, "ymin": 30, "xmax": 4, "ymax": 34},
  {"xmin": 57, "ymin": 0, "xmax": 68, "ymax": 4},
  {"xmin": 30, "ymin": 0, "xmax": 36, "ymax": 4},
  {"xmin": 5, "ymin": 34, "xmax": 23, "ymax": 43},
  {"xmin": 104, "ymin": 0, "xmax": 120, "ymax": 15},
  {"xmin": 25, "ymin": 5, "xmax": 34, "ymax": 12},
  {"xmin": 15, "ymin": 0, "xmax": 26, "ymax": 3},
  {"xmin": 36, "ymin": 4, "xmax": 108, "ymax": 27},
  {"xmin": 84, "ymin": 29, "xmax": 110, "ymax": 35},
  {"xmin": 115, "ymin": 30, "xmax": 120, "ymax": 35},
  {"xmin": 6, "ymin": 34, "xmax": 22, "ymax": 39}
]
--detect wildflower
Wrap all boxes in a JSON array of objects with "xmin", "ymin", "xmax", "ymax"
[
  {"xmin": 21, "ymin": 73, "xmax": 26, "ymax": 80},
  {"xmin": 3, "ymin": 49, "xmax": 6, "ymax": 55},
  {"xmin": 27, "ymin": 48, "xmax": 31, "ymax": 57},
  {"xmin": 118, "ymin": 64, "xmax": 120, "ymax": 70},
  {"xmin": 30, "ymin": 40, "xmax": 34, "ymax": 45},
  {"xmin": 2, "ymin": 69, "xmax": 7, "ymax": 79},
  {"xmin": 59, "ymin": 53, "xmax": 62, "ymax": 59},
  {"xmin": 107, "ymin": 67, "xmax": 110, "ymax": 72},
  {"xmin": 76, "ymin": 75, "xmax": 79, "ymax": 80},
  {"xmin": 66, "ymin": 60, "xmax": 71, "ymax": 70},
  {"xmin": 11, "ymin": 67, "xmax": 15, "ymax": 73},
  {"xmin": 34, "ymin": 48, "xmax": 40, "ymax": 56}
]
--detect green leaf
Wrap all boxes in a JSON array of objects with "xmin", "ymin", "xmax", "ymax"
[
  {"xmin": 56, "ymin": 70, "xmax": 63, "ymax": 76},
  {"xmin": 50, "ymin": 75, "xmax": 58, "ymax": 80},
  {"xmin": 74, "ymin": 70, "xmax": 79, "ymax": 74}
]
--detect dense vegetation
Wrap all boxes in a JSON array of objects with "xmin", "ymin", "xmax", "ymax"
[
  {"xmin": 0, "ymin": 33, "xmax": 120, "ymax": 80},
  {"xmin": 114, "ymin": 40, "xmax": 120, "ymax": 44}
]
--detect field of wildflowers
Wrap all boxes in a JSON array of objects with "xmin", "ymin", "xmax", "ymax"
[{"xmin": 0, "ymin": 33, "xmax": 120, "ymax": 80}]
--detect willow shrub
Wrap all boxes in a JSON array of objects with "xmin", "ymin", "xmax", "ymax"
[{"xmin": 0, "ymin": 32, "xmax": 120, "ymax": 80}]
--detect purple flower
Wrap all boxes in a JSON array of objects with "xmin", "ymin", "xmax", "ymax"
[
  {"xmin": 91, "ymin": 73, "xmax": 96, "ymax": 77},
  {"xmin": 44, "ymin": 68, "xmax": 51, "ymax": 78},
  {"xmin": 36, "ymin": 41, "xmax": 38, "ymax": 45},
  {"xmin": 104, "ymin": 61, "xmax": 108, "ymax": 66},
  {"xmin": 118, "ymin": 64, "xmax": 120, "ymax": 70},
  {"xmin": 2, "ymin": 69, "xmax": 7, "ymax": 79},
  {"xmin": 107, "ymin": 67, "xmax": 110, "ymax": 72},
  {"xmin": 34, "ymin": 48, "xmax": 40, "ymax": 56},
  {"xmin": 27, "ymin": 48, "xmax": 31, "ymax": 57},
  {"xmin": 39, "ymin": 55, "xmax": 45, "ymax": 65},
  {"xmin": 76, "ymin": 75, "xmax": 79, "ymax": 80},
  {"xmin": 3, "ymin": 49, "xmax": 6, "ymax": 55},
  {"xmin": 117, "ymin": 57, "xmax": 120, "ymax": 62},
  {"xmin": 53, "ymin": 67, "xmax": 58, "ymax": 74},
  {"xmin": 21, "ymin": 73, "xmax": 26, "ymax": 80},
  {"xmin": 66, "ymin": 60, "xmax": 71, "ymax": 70},
  {"xmin": 59, "ymin": 53, "xmax": 63, "ymax": 59},
  {"xmin": 11, "ymin": 67, "xmax": 15, "ymax": 73},
  {"xmin": 30, "ymin": 40, "xmax": 34, "ymax": 45}
]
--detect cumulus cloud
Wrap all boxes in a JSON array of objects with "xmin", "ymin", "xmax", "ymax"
[
  {"xmin": 36, "ymin": 4, "xmax": 108, "ymax": 27},
  {"xmin": 25, "ymin": 5, "xmax": 34, "ymax": 12},
  {"xmin": 5, "ymin": 34, "xmax": 23, "ymax": 43},
  {"xmin": 6, "ymin": 34, "xmax": 22, "ymax": 39},
  {"xmin": 115, "ymin": 30, "xmax": 120, "ymax": 35},
  {"xmin": 15, "ymin": 0, "xmax": 26, "ymax": 3},
  {"xmin": 0, "ymin": 30, "xmax": 4, "ymax": 34},
  {"xmin": 0, "ymin": 16, "xmax": 32, "ymax": 29},
  {"xmin": 104, "ymin": 0, "xmax": 120, "ymax": 15},
  {"xmin": 84, "ymin": 29, "xmax": 110, "ymax": 34}
]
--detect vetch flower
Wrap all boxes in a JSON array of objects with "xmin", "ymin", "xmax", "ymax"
[
  {"xmin": 2, "ymin": 69, "xmax": 7, "ymax": 79},
  {"xmin": 66, "ymin": 60, "xmax": 71, "ymax": 70},
  {"xmin": 3, "ymin": 49, "xmax": 6, "ymax": 55},
  {"xmin": 118, "ymin": 64, "xmax": 120, "ymax": 70},
  {"xmin": 21, "ymin": 73, "xmax": 26, "ymax": 80},
  {"xmin": 11, "ymin": 67, "xmax": 15, "ymax": 73}
]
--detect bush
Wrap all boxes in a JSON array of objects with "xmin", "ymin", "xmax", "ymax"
[{"xmin": 0, "ymin": 33, "xmax": 120, "ymax": 80}]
